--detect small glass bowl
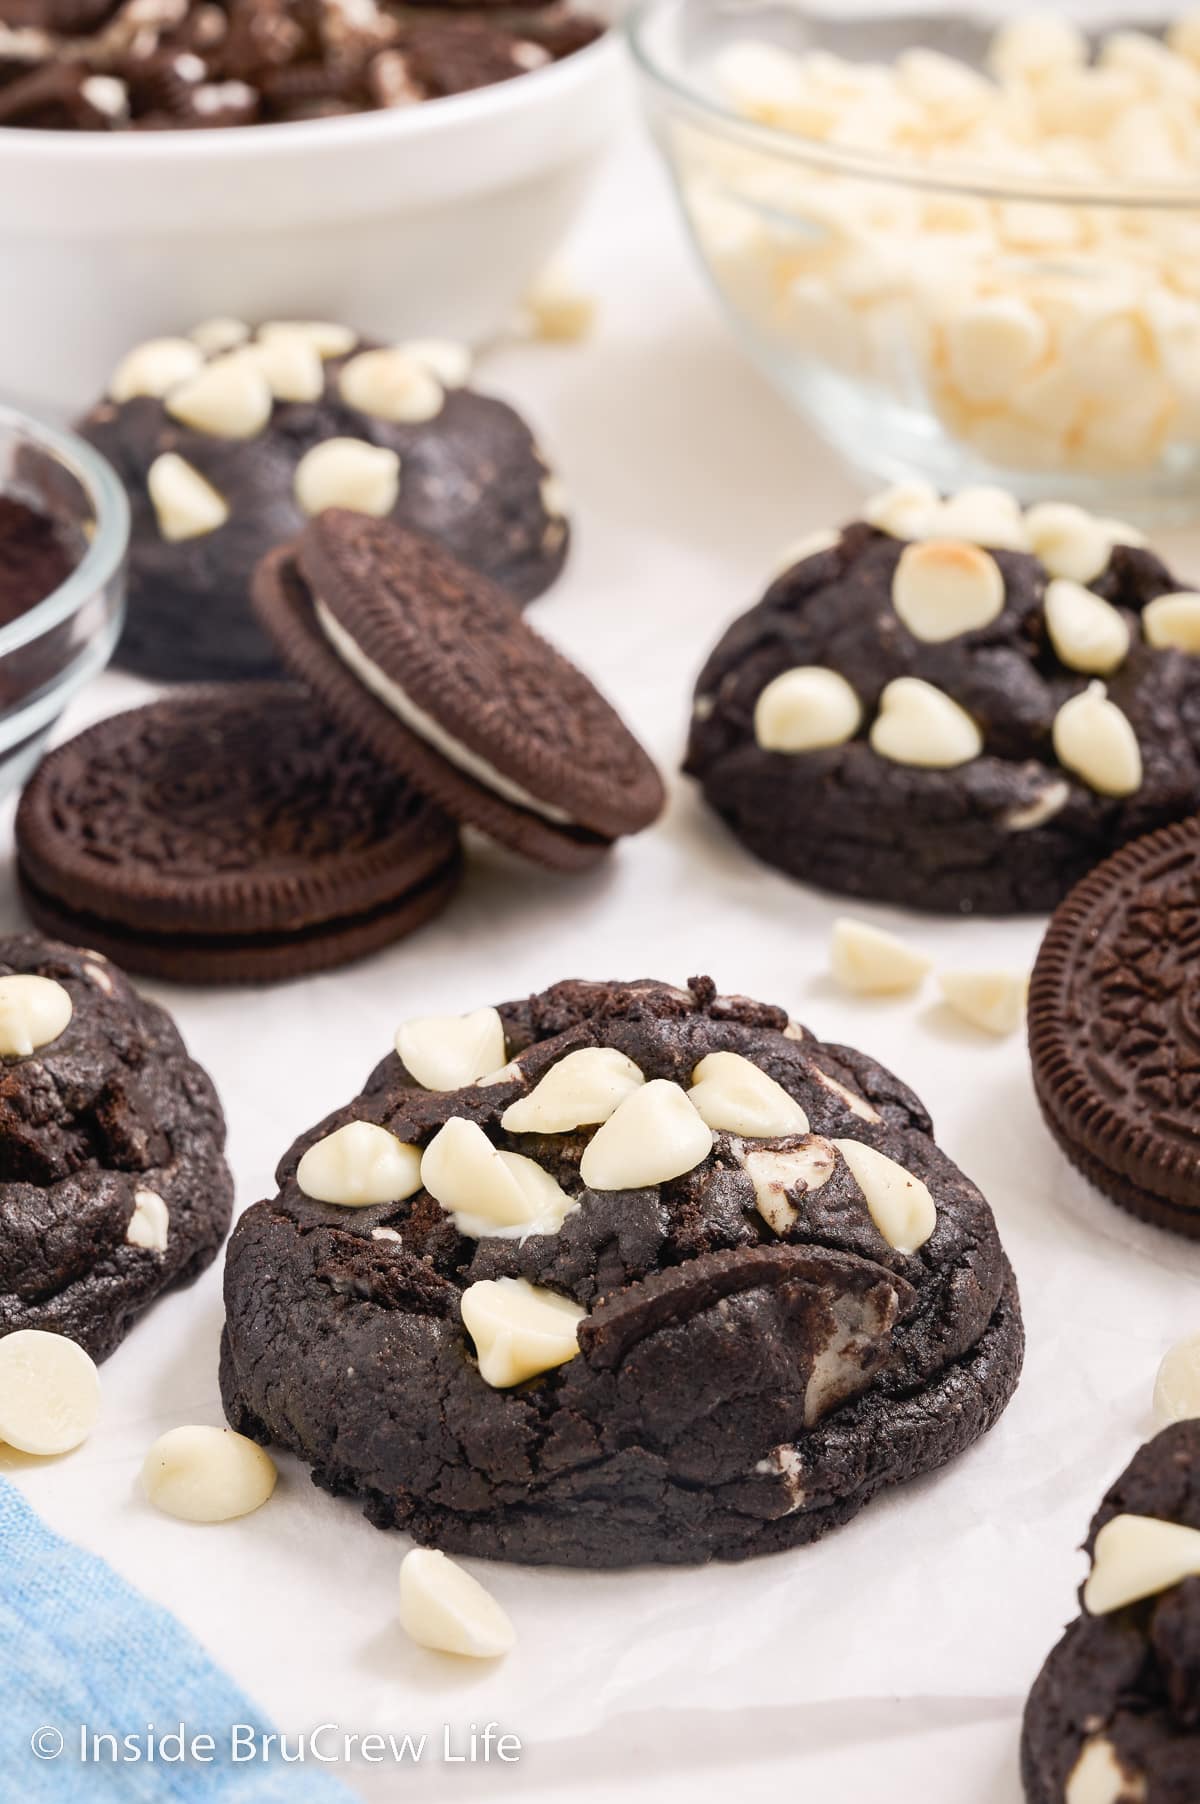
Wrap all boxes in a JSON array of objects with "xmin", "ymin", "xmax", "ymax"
[
  {"xmin": 0, "ymin": 404, "xmax": 128, "ymax": 798},
  {"xmin": 628, "ymin": 0, "xmax": 1200, "ymax": 522}
]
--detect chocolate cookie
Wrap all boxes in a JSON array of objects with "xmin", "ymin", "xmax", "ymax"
[
  {"xmin": 1022, "ymin": 1423, "xmax": 1200, "ymax": 1803},
  {"xmin": 219, "ymin": 976, "xmax": 1023, "ymax": 1566},
  {"xmin": 253, "ymin": 510, "xmax": 665, "ymax": 872},
  {"xmin": 685, "ymin": 487, "xmax": 1200, "ymax": 915},
  {"xmin": 78, "ymin": 321, "xmax": 569, "ymax": 682},
  {"xmin": 1029, "ymin": 815, "xmax": 1200, "ymax": 1241},
  {"xmin": 0, "ymin": 932, "xmax": 232, "ymax": 1361},
  {"xmin": 15, "ymin": 685, "xmax": 461, "ymax": 984}
]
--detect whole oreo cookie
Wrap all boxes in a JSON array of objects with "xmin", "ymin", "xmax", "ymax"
[
  {"xmin": 1022, "ymin": 1423, "xmax": 1200, "ymax": 1803},
  {"xmin": 253, "ymin": 510, "xmax": 665, "ymax": 871},
  {"xmin": 15, "ymin": 685, "xmax": 462, "ymax": 984},
  {"xmin": 685, "ymin": 486, "xmax": 1200, "ymax": 915},
  {"xmin": 219, "ymin": 976, "xmax": 1023, "ymax": 1566},
  {"xmin": 78, "ymin": 321, "xmax": 569, "ymax": 682},
  {"xmin": 1029, "ymin": 816, "xmax": 1200, "ymax": 1241},
  {"xmin": 0, "ymin": 932, "xmax": 233, "ymax": 1361}
]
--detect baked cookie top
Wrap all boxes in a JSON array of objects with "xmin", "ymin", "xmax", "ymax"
[
  {"xmin": 0, "ymin": 932, "xmax": 233, "ymax": 1360},
  {"xmin": 221, "ymin": 976, "xmax": 1022, "ymax": 1564}
]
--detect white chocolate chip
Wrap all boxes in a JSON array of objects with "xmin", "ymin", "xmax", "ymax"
[
  {"xmin": 892, "ymin": 540, "xmax": 1005, "ymax": 643},
  {"xmin": 1026, "ymin": 503, "xmax": 1114, "ymax": 585},
  {"xmin": 251, "ymin": 330, "xmax": 325, "ymax": 403},
  {"xmin": 1154, "ymin": 1334, "xmax": 1200, "ymax": 1425},
  {"xmin": 863, "ymin": 478, "xmax": 940, "ymax": 540},
  {"xmin": 737, "ymin": 1136, "xmax": 836, "ymax": 1233},
  {"xmin": 165, "ymin": 352, "xmax": 273, "ymax": 439},
  {"xmin": 396, "ymin": 1007, "xmax": 506, "ymax": 1092},
  {"xmin": 833, "ymin": 1139, "xmax": 936, "ymax": 1254},
  {"xmin": 1065, "ymin": 1738, "xmax": 1144, "ymax": 1804},
  {"xmin": 259, "ymin": 319, "xmax": 357, "ymax": 359},
  {"xmin": 372, "ymin": 1226, "xmax": 402, "ymax": 1243},
  {"xmin": 831, "ymin": 918, "xmax": 931, "ymax": 996},
  {"xmin": 147, "ymin": 453, "xmax": 229, "ymax": 542},
  {"xmin": 989, "ymin": 15, "xmax": 1086, "ymax": 84},
  {"xmin": 460, "ymin": 1276, "xmax": 585, "ymax": 1388},
  {"xmin": 754, "ymin": 666, "xmax": 862, "ymax": 753},
  {"xmin": 81, "ymin": 73, "xmax": 128, "ymax": 117},
  {"xmin": 400, "ymin": 339, "xmax": 471, "ymax": 388},
  {"xmin": 772, "ymin": 527, "xmax": 840, "ymax": 574},
  {"xmin": 109, "ymin": 336, "xmax": 203, "ymax": 403},
  {"xmin": 688, "ymin": 1051, "xmax": 809, "ymax": 1138},
  {"xmin": 126, "ymin": 1189, "xmax": 169, "ymax": 1251},
  {"xmin": 293, "ymin": 439, "xmax": 400, "ymax": 519},
  {"xmin": 809, "ymin": 1064, "xmax": 882, "ymax": 1124},
  {"xmin": 500, "ymin": 1047, "xmax": 644, "ymax": 1135},
  {"xmin": 1045, "ymin": 579, "xmax": 1130, "ymax": 676},
  {"xmin": 1003, "ymin": 778, "xmax": 1071, "ymax": 832},
  {"xmin": 870, "ymin": 677, "xmax": 983, "ymax": 769},
  {"xmin": 944, "ymin": 300, "xmax": 1051, "ymax": 408},
  {"xmin": 1144, "ymin": 591, "xmax": 1200, "ymax": 653},
  {"xmin": 939, "ymin": 970, "xmax": 1028, "ymax": 1037},
  {"xmin": 421, "ymin": 1118, "xmax": 575, "ymax": 1239},
  {"xmin": 83, "ymin": 959, "xmax": 114, "ymax": 994},
  {"xmin": 296, "ymin": 1120, "xmax": 422, "ymax": 1207},
  {"xmin": 0, "ymin": 1330, "xmax": 100, "ymax": 1456},
  {"xmin": 1052, "ymin": 683, "xmax": 1142, "ymax": 798},
  {"xmin": 522, "ymin": 265, "xmax": 596, "ymax": 343},
  {"xmin": 398, "ymin": 1548, "xmax": 515, "ymax": 1658},
  {"xmin": 579, "ymin": 1079, "xmax": 715, "ymax": 1191},
  {"xmin": 933, "ymin": 486, "xmax": 1031, "ymax": 553},
  {"xmin": 142, "ymin": 1425, "xmax": 276, "ymax": 1523},
  {"xmin": 475, "ymin": 1059, "xmax": 523, "ymax": 1088},
  {"xmin": 339, "ymin": 348, "xmax": 443, "ymax": 423},
  {"xmin": 0, "ymin": 975, "xmax": 72, "ymax": 1058},
  {"xmin": 1083, "ymin": 1513, "xmax": 1200, "ymax": 1615},
  {"xmin": 190, "ymin": 317, "xmax": 250, "ymax": 355}
]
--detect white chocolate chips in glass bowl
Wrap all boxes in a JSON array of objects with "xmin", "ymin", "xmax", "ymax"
[{"xmin": 630, "ymin": 3, "xmax": 1200, "ymax": 518}]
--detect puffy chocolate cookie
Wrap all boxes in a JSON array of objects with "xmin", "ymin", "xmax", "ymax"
[
  {"xmin": 1022, "ymin": 1423, "xmax": 1200, "ymax": 1803},
  {"xmin": 685, "ymin": 487, "xmax": 1200, "ymax": 915},
  {"xmin": 78, "ymin": 321, "xmax": 569, "ymax": 681},
  {"xmin": 220, "ymin": 976, "xmax": 1023, "ymax": 1567},
  {"xmin": 0, "ymin": 932, "xmax": 233, "ymax": 1361}
]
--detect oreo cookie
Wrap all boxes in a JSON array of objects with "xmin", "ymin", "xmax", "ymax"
[
  {"xmin": 1029, "ymin": 816, "xmax": 1200, "ymax": 1241},
  {"xmin": 253, "ymin": 510, "xmax": 665, "ymax": 872},
  {"xmin": 15, "ymin": 685, "xmax": 462, "ymax": 984}
]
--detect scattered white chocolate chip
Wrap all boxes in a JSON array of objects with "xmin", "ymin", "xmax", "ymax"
[
  {"xmin": 1083, "ymin": 1513, "xmax": 1200, "ymax": 1615},
  {"xmin": 421, "ymin": 1119, "xmax": 574, "ymax": 1239},
  {"xmin": 401, "ymin": 339, "xmax": 471, "ymax": 388},
  {"xmin": 688, "ymin": 1051, "xmax": 809, "ymax": 1138},
  {"xmin": 126, "ymin": 1190, "xmax": 169, "ymax": 1252},
  {"xmin": 870, "ymin": 677, "xmax": 983, "ymax": 769},
  {"xmin": 1044, "ymin": 579, "xmax": 1130, "ymax": 676},
  {"xmin": 1052, "ymin": 683, "xmax": 1142, "ymax": 798},
  {"xmin": 772, "ymin": 527, "xmax": 839, "ymax": 574},
  {"xmin": 737, "ymin": 1136, "xmax": 836, "ymax": 1233},
  {"xmin": 81, "ymin": 73, "xmax": 128, "ymax": 118},
  {"xmin": 475, "ymin": 1059, "xmax": 523, "ymax": 1089},
  {"xmin": 259, "ymin": 319, "xmax": 357, "ymax": 359},
  {"xmin": 396, "ymin": 1008, "xmax": 506, "ymax": 1092},
  {"xmin": 939, "ymin": 970, "xmax": 1028, "ymax": 1037},
  {"xmin": 863, "ymin": 479, "xmax": 940, "ymax": 541},
  {"xmin": 189, "ymin": 316, "xmax": 250, "ymax": 355},
  {"xmin": 831, "ymin": 918, "xmax": 932, "ymax": 996},
  {"xmin": 293, "ymin": 439, "xmax": 400, "ymax": 519},
  {"xmin": 989, "ymin": 15, "xmax": 1086, "ymax": 84},
  {"xmin": 339, "ymin": 348, "xmax": 443, "ymax": 423},
  {"xmin": 165, "ymin": 352, "xmax": 273, "ymax": 439},
  {"xmin": 372, "ymin": 1226, "xmax": 402, "ymax": 1243},
  {"xmin": 398, "ymin": 1548, "xmax": 515, "ymax": 1658},
  {"xmin": 944, "ymin": 301, "xmax": 1051, "ymax": 410},
  {"xmin": 0, "ymin": 1330, "xmax": 100, "ymax": 1456},
  {"xmin": 892, "ymin": 540, "xmax": 1005, "ymax": 642},
  {"xmin": 142, "ymin": 1425, "xmax": 277, "ymax": 1523},
  {"xmin": 296, "ymin": 1120, "xmax": 422, "ymax": 1207},
  {"xmin": 251, "ymin": 330, "xmax": 325, "ymax": 403},
  {"xmin": 754, "ymin": 666, "xmax": 862, "ymax": 753},
  {"xmin": 833, "ymin": 1139, "xmax": 937, "ymax": 1254},
  {"xmin": 1003, "ymin": 778, "xmax": 1071, "ymax": 832},
  {"xmin": 579, "ymin": 1079, "xmax": 715, "ymax": 1191},
  {"xmin": 500, "ymin": 1047, "xmax": 644, "ymax": 1135},
  {"xmin": 539, "ymin": 474, "xmax": 568, "ymax": 520},
  {"xmin": 1025, "ymin": 504, "xmax": 1115, "ymax": 585},
  {"xmin": 1154, "ymin": 1334, "xmax": 1200, "ymax": 1425},
  {"xmin": 522, "ymin": 265, "xmax": 596, "ymax": 343},
  {"xmin": 109, "ymin": 336, "xmax": 203, "ymax": 403},
  {"xmin": 460, "ymin": 1276, "xmax": 585, "ymax": 1388},
  {"xmin": 0, "ymin": 975, "xmax": 72, "ymax": 1058},
  {"xmin": 809, "ymin": 1064, "xmax": 881, "ymax": 1124},
  {"xmin": 1065, "ymin": 1738, "xmax": 1142, "ymax": 1804},
  {"xmin": 934, "ymin": 486, "xmax": 1031, "ymax": 552},
  {"xmin": 147, "ymin": 453, "xmax": 229, "ymax": 542},
  {"xmin": 1144, "ymin": 591, "xmax": 1200, "ymax": 653}
]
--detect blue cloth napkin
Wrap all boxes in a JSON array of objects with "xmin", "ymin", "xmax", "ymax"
[{"xmin": 0, "ymin": 1478, "xmax": 351, "ymax": 1802}]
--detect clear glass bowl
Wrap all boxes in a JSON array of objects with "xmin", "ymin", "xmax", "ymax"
[
  {"xmin": 0, "ymin": 404, "xmax": 128, "ymax": 798},
  {"xmin": 628, "ymin": 0, "xmax": 1200, "ymax": 522}
]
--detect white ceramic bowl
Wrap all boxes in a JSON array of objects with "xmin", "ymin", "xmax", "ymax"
[{"xmin": 0, "ymin": 33, "xmax": 623, "ymax": 412}]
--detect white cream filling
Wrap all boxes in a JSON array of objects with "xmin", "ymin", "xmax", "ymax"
[{"xmin": 314, "ymin": 600, "xmax": 575, "ymax": 826}]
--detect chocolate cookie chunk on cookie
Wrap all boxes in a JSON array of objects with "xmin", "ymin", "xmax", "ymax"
[
  {"xmin": 1022, "ymin": 1423, "xmax": 1200, "ymax": 1803},
  {"xmin": 0, "ymin": 932, "xmax": 232, "ymax": 1360},
  {"xmin": 79, "ymin": 321, "xmax": 569, "ymax": 681},
  {"xmin": 686, "ymin": 486, "xmax": 1200, "ymax": 914},
  {"xmin": 253, "ymin": 510, "xmax": 664, "ymax": 872},
  {"xmin": 220, "ymin": 976, "xmax": 1023, "ymax": 1566},
  {"xmin": 16, "ymin": 686, "xmax": 461, "ymax": 984}
]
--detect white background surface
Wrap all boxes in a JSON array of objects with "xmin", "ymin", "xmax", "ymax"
[{"xmin": 5, "ymin": 72, "xmax": 1200, "ymax": 1804}]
